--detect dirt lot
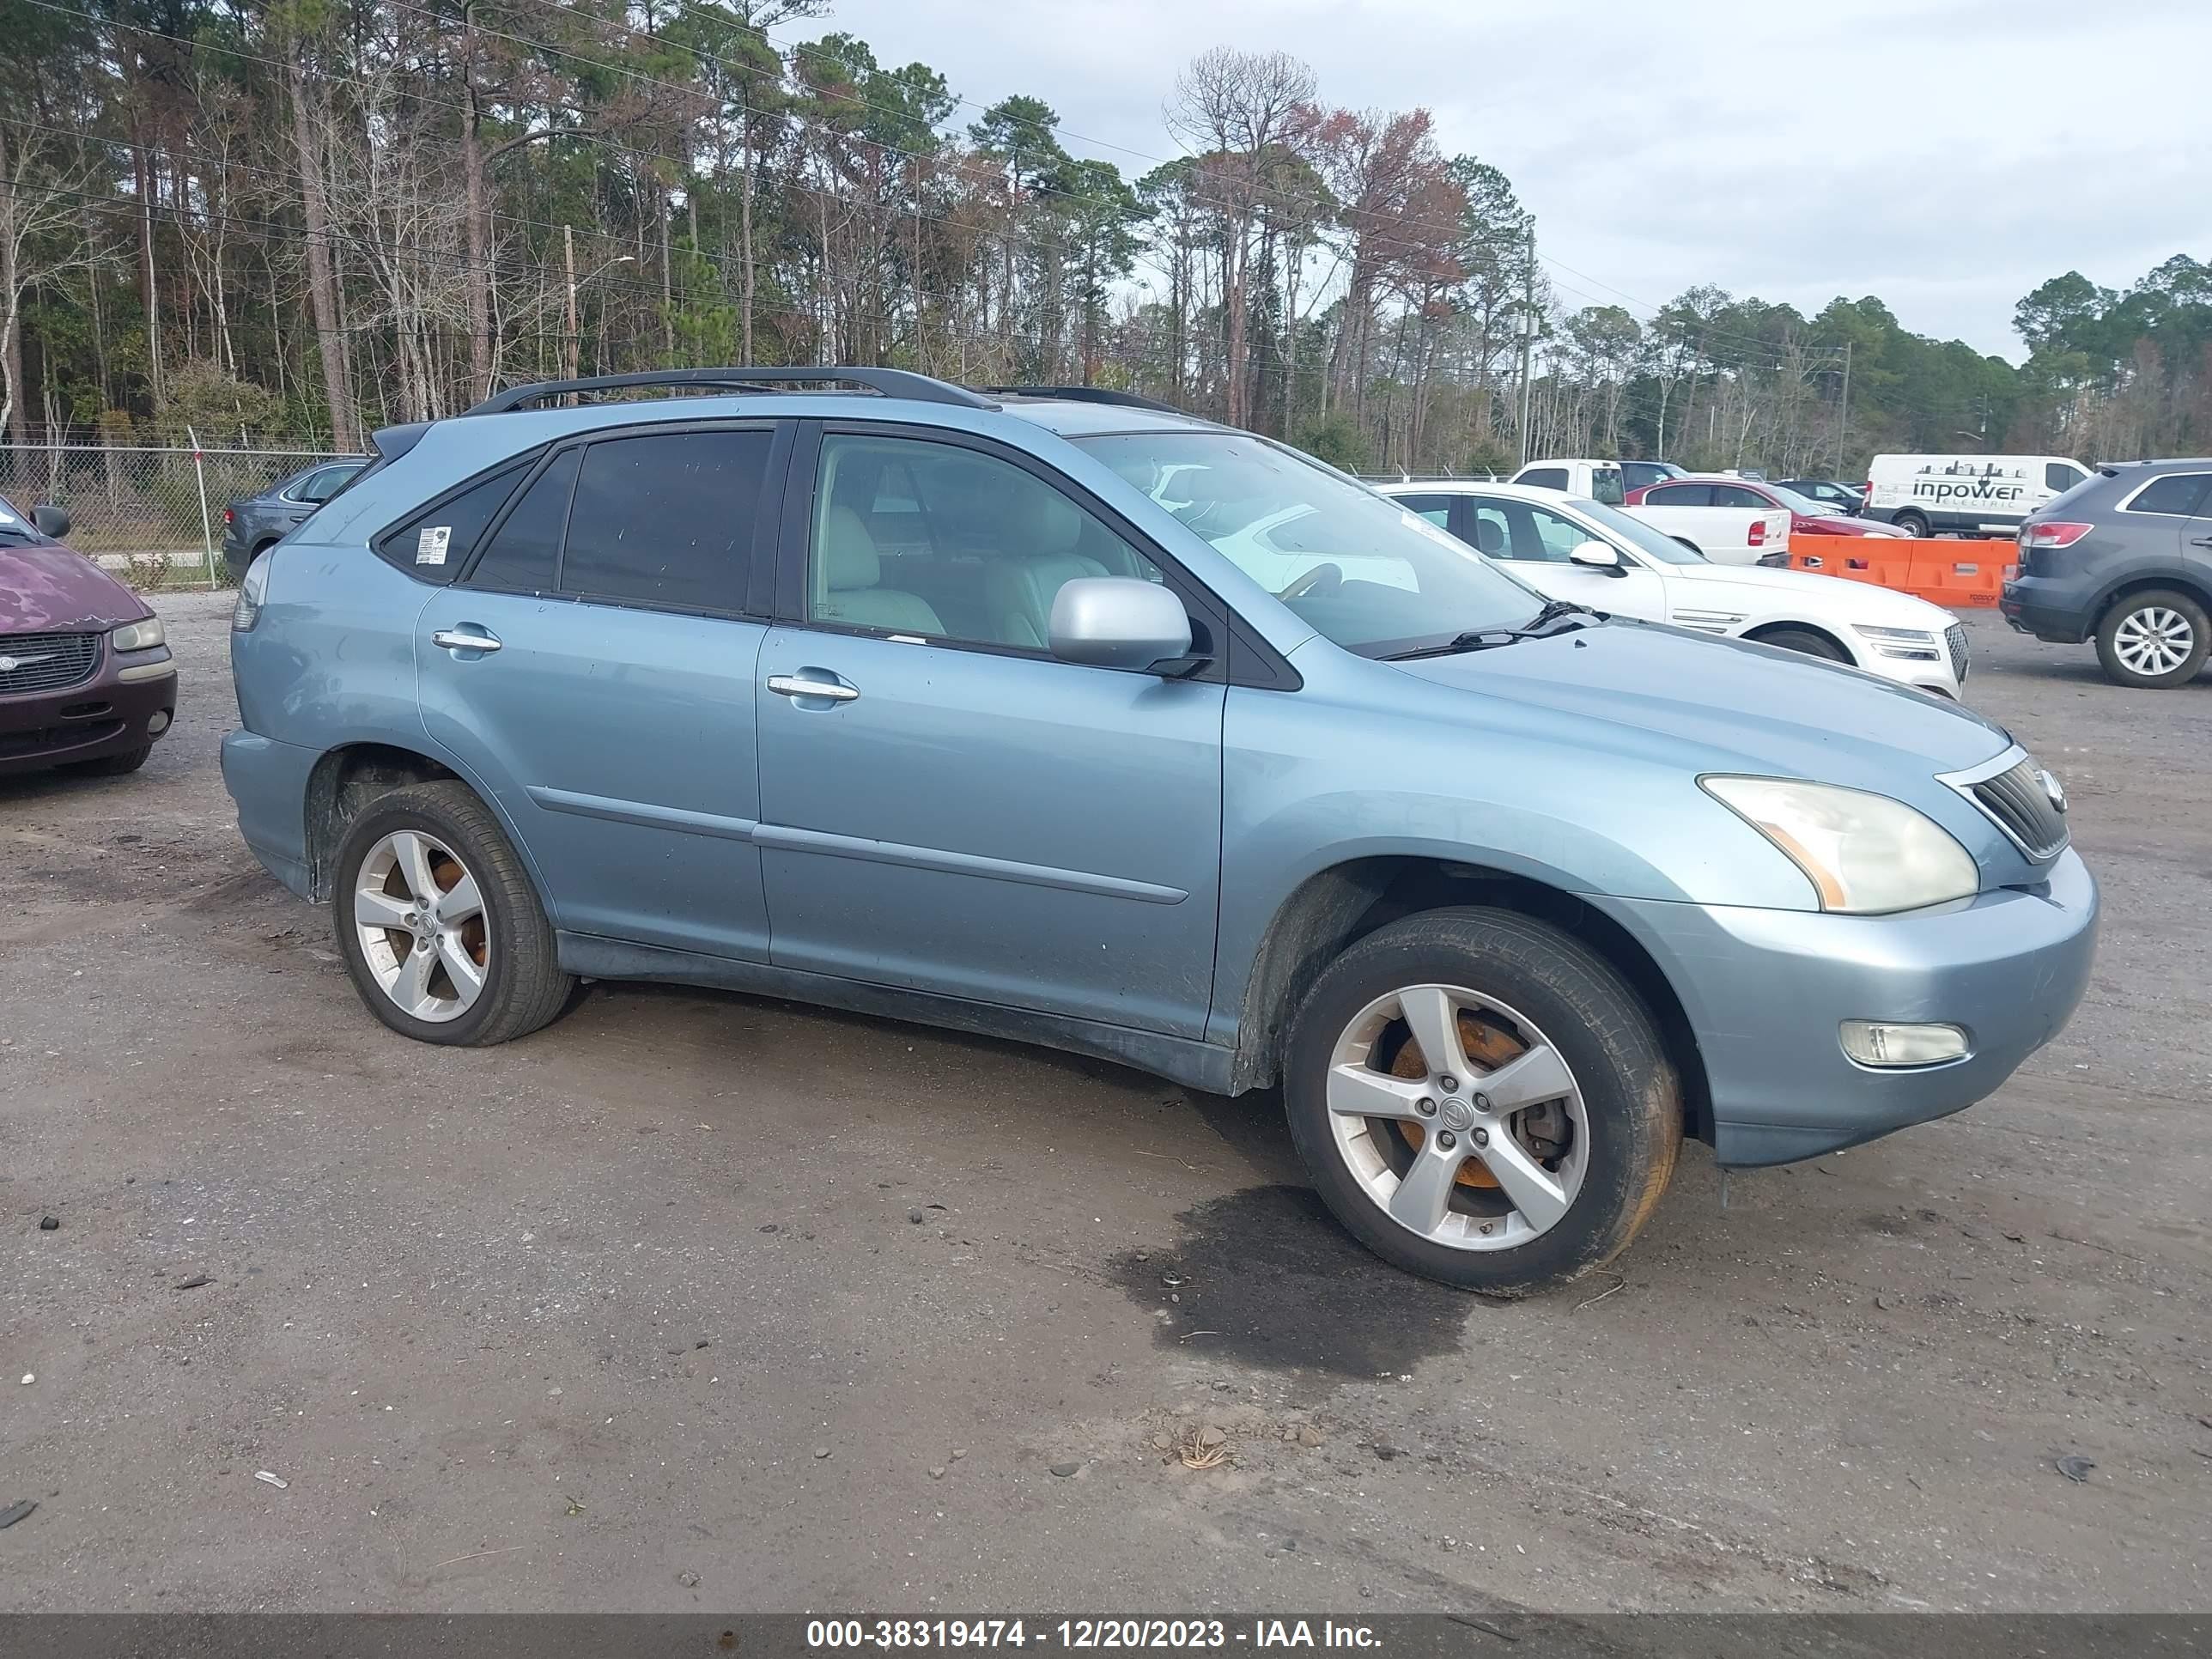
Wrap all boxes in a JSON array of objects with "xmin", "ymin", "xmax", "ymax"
[{"xmin": 3, "ymin": 598, "xmax": 2207, "ymax": 1615}]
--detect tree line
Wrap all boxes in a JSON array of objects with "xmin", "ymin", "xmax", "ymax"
[{"xmin": 1, "ymin": 0, "xmax": 2204, "ymax": 478}]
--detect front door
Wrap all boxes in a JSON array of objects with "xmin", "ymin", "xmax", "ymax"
[
  {"xmin": 416, "ymin": 423, "xmax": 784, "ymax": 960},
  {"xmin": 753, "ymin": 427, "xmax": 1227, "ymax": 1038},
  {"xmin": 1464, "ymin": 494, "xmax": 1668, "ymax": 621}
]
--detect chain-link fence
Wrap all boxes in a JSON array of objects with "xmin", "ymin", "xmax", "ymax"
[{"xmin": 0, "ymin": 439, "xmax": 356, "ymax": 587}]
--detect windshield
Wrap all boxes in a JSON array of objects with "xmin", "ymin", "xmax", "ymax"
[
  {"xmin": 0, "ymin": 493, "xmax": 33, "ymax": 541},
  {"xmin": 1079, "ymin": 431, "xmax": 1546, "ymax": 657},
  {"xmin": 1571, "ymin": 497, "xmax": 1707, "ymax": 564}
]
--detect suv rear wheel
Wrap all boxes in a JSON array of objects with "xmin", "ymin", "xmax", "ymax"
[
  {"xmin": 2095, "ymin": 589, "xmax": 2209, "ymax": 689},
  {"xmin": 331, "ymin": 781, "xmax": 574, "ymax": 1045},
  {"xmin": 1285, "ymin": 908, "xmax": 1680, "ymax": 1295}
]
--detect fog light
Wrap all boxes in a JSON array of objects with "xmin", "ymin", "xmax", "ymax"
[
  {"xmin": 1840, "ymin": 1020, "xmax": 1969, "ymax": 1067},
  {"xmin": 147, "ymin": 709, "xmax": 171, "ymax": 735}
]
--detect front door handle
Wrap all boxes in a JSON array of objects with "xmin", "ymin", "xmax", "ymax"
[
  {"xmin": 432, "ymin": 627, "xmax": 502, "ymax": 654},
  {"xmin": 2191, "ymin": 535, "xmax": 2212, "ymax": 548},
  {"xmin": 767, "ymin": 673, "xmax": 859, "ymax": 703}
]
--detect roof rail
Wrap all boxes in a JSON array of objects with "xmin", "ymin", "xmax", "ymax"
[
  {"xmin": 465, "ymin": 367, "xmax": 997, "ymax": 416},
  {"xmin": 983, "ymin": 385, "xmax": 1188, "ymax": 415}
]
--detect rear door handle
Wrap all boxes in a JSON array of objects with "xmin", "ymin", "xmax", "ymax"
[
  {"xmin": 2191, "ymin": 535, "xmax": 2212, "ymax": 548},
  {"xmin": 767, "ymin": 673, "xmax": 858, "ymax": 703},
  {"xmin": 432, "ymin": 627, "xmax": 502, "ymax": 654}
]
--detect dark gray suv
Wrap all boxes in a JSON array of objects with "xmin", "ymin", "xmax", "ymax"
[
  {"xmin": 221, "ymin": 459, "xmax": 367, "ymax": 580},
  {"xmin": 2002, "ymin": 459, "xmax": 2212, "ymax": 688}
]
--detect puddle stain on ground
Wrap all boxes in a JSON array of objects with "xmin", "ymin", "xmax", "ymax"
[{"xmin": 1108, "ymin": 1182, "xmax": 1474, "ymax": 1380}]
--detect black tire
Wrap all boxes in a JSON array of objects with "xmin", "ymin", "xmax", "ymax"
[
  {"xmin": 66, "ymin": 743, "xmax": 153, "ymax": 777},
  {"xmin": 331, "ymin": 780, "xmax": 574, "ymax": 1046},
  {"xmin": 1892, "ymin": 510, "xmax": 1931, "ymax": 539},
  {"xmin": 1284, "ymin": 908, "xmax": 1680, "ymax": 1295},
  {"xmin": 2094, "ymin": 588, "xmax": 2209, "ymax": 690},
  {"xmin": 1750, "ymin": 625, "xmax": 1849, "ymax": 663}
]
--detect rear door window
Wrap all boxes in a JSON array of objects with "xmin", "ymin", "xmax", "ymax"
[
  {"xmin": 1644, "ymin": 483, "xmax": 1711, "ymax": 506},
  {"xmin": 1711, "ymin": 484, "xmax": 1768, "ymax": 509},
  {"xmin": 1518, "ymin": 466, "xmax": 1568, "ymax": 491},
  {"xmin": 559, "ymin": 428, "xmax": 772, "ymax": 613},
  {"xmin": 465, "ymin": 449, "xmax": 580, "ymax": 594},
  {"xmin": 1393, "ymin": 492, "xmax": 1456, "ymax": 529}
]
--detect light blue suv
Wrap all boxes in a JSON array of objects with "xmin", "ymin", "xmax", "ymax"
[{"xmin": 222, "ymin": 369, "xmax": 2098, "ymax": 1292}]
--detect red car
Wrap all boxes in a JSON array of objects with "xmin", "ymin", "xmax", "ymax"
[
  {"xmin": 0, "ymin": 494, "xmax": 177, "ymax": 779},
  {"xmin": 1624, "ymin": 476, "xmax": 1908, "ymax": 538}
]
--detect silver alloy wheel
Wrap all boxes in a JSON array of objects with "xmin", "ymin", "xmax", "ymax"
[
  {"xmin": 2113, "ymin": 605, "xmax": 2195, "ymax": 677},
  {"xmin": 352, "ymin": 830, "xmax": 489, "ymax": 1024},
  {"xmin": 1325, "ymin": 984, "xmax": 1589, "ymax": 1252}
]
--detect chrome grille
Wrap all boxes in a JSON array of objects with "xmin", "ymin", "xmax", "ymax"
[
  {"xmin": 1945, "ymin": 623, "xmax": 1970, "ymax": 682},
  {"xmin": 1969, "ymin": 758, "xmax": 2068, "ymax": 860},
  {"xmin": 0, "ymin": 630, "xmax": 100, "ymax": 696}
]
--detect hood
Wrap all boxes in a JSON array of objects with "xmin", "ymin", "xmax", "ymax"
[
  {"xmin": 1389, "ymin": 617, "xmax": 2007, "ymax": 787},
  {"xmin": 0, "ymin": 540, "xmax": 151, "ymax": 634},
  {"xmin": 1665, "ymin": 558, "xmax": 1958, "ymax": 627}
]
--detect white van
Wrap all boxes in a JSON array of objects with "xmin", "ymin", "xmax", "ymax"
[{"xmin": 1863, "ymin": 453, "xmax": 2092, "ymax": 538}]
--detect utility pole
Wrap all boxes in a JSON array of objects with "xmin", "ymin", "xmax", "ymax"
[
  {"xmin": 562, "ymin": 224, "xmax": 579, "ymax": 383},
  {"xmin": 1516, "ymin": 222, "xmax": 1536, "ymax": 465},
  {"xmin": 1836, "ymin": 340, "xmax": 1852, "ymax": 477}
]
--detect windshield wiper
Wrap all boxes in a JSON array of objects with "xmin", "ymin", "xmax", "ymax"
[{"xmin": 1382, "ymin": 598, "xmax": 1605, "ymax": 660}]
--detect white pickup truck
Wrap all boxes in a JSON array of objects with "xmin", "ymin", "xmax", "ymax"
[{"xmin": 1509, "ymin": 459, "xmax": 1788, "ymax": 566}]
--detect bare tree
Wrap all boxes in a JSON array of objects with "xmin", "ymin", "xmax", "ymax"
[
  {"xmin": 0, "ymin": 121, "xmax": 101, "ymax": 442},
  {"xmin": 1165, "ymin": 47, "xmax": 1314, "ymax": 427}
]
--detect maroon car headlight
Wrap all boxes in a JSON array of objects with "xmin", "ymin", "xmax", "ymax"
[{"xmin": 110, "ymin": 618, "xmax": 166, "ymax": 653}]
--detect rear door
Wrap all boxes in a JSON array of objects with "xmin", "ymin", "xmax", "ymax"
[
  {"xmin": 416, "ymin": 421, "xmax": 786, "ymax": 961},
  {"xmin": 1465, "ymin": 494, "xmax": 1668, "ymax": 619},
  {"xmin": 751, "ymin": 423, "xmax": 1227, "ymax": 1038}
]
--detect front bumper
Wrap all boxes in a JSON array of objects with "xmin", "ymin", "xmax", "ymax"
[
  {"xmin": 0, "ymin": 643, "xmax": 177, "ymax": 777},
  {"xmin": 1595, "ymin": 849, "xmax": 2098, "ymax": 1165}
]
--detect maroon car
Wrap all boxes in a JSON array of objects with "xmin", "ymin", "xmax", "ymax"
[{"xmin": 0, "ymin": 494, "xmax": 177, "ymax": 779}]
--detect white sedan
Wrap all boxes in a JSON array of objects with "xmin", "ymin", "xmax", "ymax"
[{"xmin": 1376, "ymin": 481, "xmax": 1969, "ymax": 699}]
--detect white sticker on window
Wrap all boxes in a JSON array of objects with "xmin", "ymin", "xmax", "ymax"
[{"xmin": 415, "ymin": 526, "xmax": 452, "ymax": 566}]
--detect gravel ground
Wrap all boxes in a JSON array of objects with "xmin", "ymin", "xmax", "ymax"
[{"xmin": 1, "ymin": 599, "xmax": 2206, "ymax": 1614}]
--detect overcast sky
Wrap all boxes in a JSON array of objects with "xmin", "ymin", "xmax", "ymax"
[{"xmin": 817, "ymin": 0, "xmax": 2210, "ymax": 361}]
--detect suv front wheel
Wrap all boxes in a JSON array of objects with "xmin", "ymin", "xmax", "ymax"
[
  {"xmin": 332, "ymin": 781, "xmax": 574, "ymax": 1045},
  {"xmin": 1285, "ymin": 908, "xmax": 1680, "ymax": 1295}
]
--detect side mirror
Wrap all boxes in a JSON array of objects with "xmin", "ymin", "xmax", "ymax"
[
  {"xmin": 1049, "ymin": 577, "xmax": 1193, "ymax": 672},
  {"xmin": 1568, "ymin": 539, "xmax": 1626, "ymax": 576},
  {"xmin": 32, "ymin": 503, "xmax": 71, "ymax": 539}
]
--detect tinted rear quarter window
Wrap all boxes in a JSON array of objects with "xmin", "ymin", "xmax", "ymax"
[
  {"xmin": 561, "ymin": 429, "xmax": 770, "ymax": 612},
  {"xmin": 374, "ymin": 459, "xmax": 532, "ymax": 582},
  {"xmin": 1646, "ymin": 483, "xmax": 1711, "ymax": 506},
  {"xmin": 1519, "ymin": 467, "xmax": 1567, "ymax": 490},
  {"xmin": 2124, "ymin": 471, "xmax": 2212, "ymax": 518}
]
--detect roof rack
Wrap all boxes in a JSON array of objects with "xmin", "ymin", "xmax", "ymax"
[
  {"xmin": 983, "ymin": 385, "xmax": 1189, "ymax": 416},
  {"xmin": 465, "ymin": 367, "xmax": 997, "ymax": 416}
]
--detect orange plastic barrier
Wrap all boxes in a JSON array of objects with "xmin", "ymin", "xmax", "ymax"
[{"xmin": 1784, "ymin": 535, "xmax": 2010, "ymax": 608}]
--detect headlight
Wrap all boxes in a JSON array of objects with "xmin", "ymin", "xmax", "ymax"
[
  {"xmin": 234, "ymin": 551, "xmax": 270, "ymax": 632},
  {"xmin": 1850, "ymin": 623, "xmax": 1941, "ymax": 662},
  {"xmin": 1700, "ymin": 775, "xmax": 1978, "ymax": 914},
  {"xmin": 110, "ymin": 617, "xmax": 165, "ymax": 652}
]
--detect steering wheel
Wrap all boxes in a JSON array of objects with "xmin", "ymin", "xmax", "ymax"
[{"xmin": 1279, "ymin": 562, "xmax": 1344, "ymax": 601}]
